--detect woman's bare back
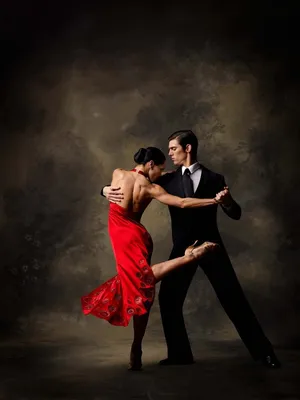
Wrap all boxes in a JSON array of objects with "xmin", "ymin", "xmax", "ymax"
[
  {"xmin": 110, "ymin": 168, "xmax": 218, "ymax": 218},
  {"xmin": 110, "ymin": 169, "xmax": 153, "ymax": 220}
]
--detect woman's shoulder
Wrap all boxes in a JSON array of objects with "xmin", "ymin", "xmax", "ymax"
[
  {"xmin": 112, "ymin": 168, "xmax": 149, "ymax": 185},
  {"xmin": 112, "ymin": 168, "xmax": 131, "ymax": 178}
]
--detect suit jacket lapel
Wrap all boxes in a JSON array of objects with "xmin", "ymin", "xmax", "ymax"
[
  {"xmin": 194, "ymin": 164, "xmax": 209, "ymax": 197},
  {"xmin": 171, "ymin": 167, "xmax": 185, "ymax": 197},
  {"xmin": 168, "ymin": 164, "xmax": 210, "ymax": 198}
]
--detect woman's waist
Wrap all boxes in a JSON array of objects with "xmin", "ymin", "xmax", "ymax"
[
  {"xmin": 109, "ymin": 202, "xmax": 142, "ymax": 217},
  {"xmin": 108, "ymin": 214, "xmax": 152, "ymax": 248},
  {"xmin": 109, "ymin": 203, "xmax": 147, "ymax": 230}
]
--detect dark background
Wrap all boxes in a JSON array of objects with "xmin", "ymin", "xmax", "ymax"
[{"xmin": 1, "ymin": 1, "xmax": 300, "ymax": 398}]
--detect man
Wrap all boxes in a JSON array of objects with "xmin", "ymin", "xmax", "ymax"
[{"xmin": 101, "ymin": 130, "xmax": 280, "ymax": 368}]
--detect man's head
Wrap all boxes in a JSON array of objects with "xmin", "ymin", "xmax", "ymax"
[{"xmin": 168, "ymin": 130, "xmax": 198, "ymax": 167}]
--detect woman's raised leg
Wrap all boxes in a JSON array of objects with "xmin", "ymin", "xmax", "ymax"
[{"xmin": 152, "ymin": 241, "xmax": 218, "ymax": 282}]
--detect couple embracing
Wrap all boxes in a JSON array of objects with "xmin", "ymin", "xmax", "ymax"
[{"xmin": 81, "ymin": 130, "xmax": 280, "ymax": 371}]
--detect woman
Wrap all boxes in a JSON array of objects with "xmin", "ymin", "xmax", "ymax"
[{"xmin": 81, "ymin": 147, "xmax": 219, "ymax": 370}]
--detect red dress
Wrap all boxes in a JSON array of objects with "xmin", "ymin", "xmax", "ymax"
[{"xmin": 81, "ymin": 202, "xmax": 156, "ymax": 327}]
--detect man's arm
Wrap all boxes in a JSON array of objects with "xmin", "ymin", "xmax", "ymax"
[
  {"xmin": 148, "ymin": 184, "xmax": 217, "ymax": 208},
  {"xmin": 100, "ymin": 185, "xmax": 108, "ymax": 197},
  {"xmin": 217, "ymin": 176, "xmax": 241, "ymax": 220}
]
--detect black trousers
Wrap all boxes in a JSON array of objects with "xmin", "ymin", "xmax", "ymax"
[{"xmin": 158, "ymin": 245, "xmax": 273, "ymax": 361}]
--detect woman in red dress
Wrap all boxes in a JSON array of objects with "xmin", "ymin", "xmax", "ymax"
[{"xmin": 81, "ymin": 147, "xmax": 219, "ymax": 370}]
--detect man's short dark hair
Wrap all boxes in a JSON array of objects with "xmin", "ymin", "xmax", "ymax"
[{"xmin": 168, "ymin": 130, "xmax": 198, "ymax": 158}]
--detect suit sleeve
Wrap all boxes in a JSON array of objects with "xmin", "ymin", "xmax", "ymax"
[
  {"xmin": 219, "ymin": 175, "xmax": 242, "ymax": 220},
  {"xmin": 100, "ymin": 184, "xmax": 110, "ymax": 197}
]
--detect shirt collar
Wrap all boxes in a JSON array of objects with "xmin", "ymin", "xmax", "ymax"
[{"xmin": 182, "ymin": 162, "xmax": 201, "ymax": 175}]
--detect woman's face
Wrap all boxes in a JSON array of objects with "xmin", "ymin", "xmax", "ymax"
[{"xmin": 148, "ymin": 162, "xmax": 166, "ymax": 182}]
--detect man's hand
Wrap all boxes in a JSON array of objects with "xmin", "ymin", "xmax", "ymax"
[
  {"xmin": 215, "ymin": 186, "xmax": 233, "ymax": 207},
  {"xmin": 161, "ymin": 170, "xmax": 176, "ymax": 176},
  {"xmin": 103, "ymin": 186, "xmax": 124, "ymax": 203}
]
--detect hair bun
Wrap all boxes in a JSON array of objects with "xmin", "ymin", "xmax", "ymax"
[{"xmin": 133, "ymin": 148, "xmax": 147, "ymax": 164}]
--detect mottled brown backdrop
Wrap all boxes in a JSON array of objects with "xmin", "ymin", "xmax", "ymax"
[{"xmin": 1, "ymin": 2, "xmax": 299, "ymax": 354}]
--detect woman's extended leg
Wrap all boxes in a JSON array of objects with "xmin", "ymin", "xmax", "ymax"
[{"xmin": 152, "ymin": 241, "xmax": 218, "ymax": 282}]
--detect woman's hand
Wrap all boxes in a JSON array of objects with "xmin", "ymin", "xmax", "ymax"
[{"xmin": 215, "ymin": 187, "xmax": 232, "ymax": 206}]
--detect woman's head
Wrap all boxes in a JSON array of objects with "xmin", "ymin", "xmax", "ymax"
[{"xmin": 133, "ymin": 147, "xmax": 166, "ymax": 181}]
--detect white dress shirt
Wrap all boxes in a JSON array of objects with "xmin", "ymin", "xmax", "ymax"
[{"xmin": 182, "ymin": 162, "xmax": 202, "ymax": 193}]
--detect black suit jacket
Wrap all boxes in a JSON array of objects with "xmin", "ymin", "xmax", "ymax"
[{"xmin": 154, "ymin": 165, "xmax": 241, "ymax": 250}]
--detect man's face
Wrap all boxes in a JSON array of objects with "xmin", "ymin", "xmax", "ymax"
[{"xmin": 168, "ymin": 139, "xmax": 187, "ymax": 166}]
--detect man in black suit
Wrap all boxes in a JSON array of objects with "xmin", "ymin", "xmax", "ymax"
[{"xmin": 101, "ymin": 130, "xmax": 280, "ymax": 368}]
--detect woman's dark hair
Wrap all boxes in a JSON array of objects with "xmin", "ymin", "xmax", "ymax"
[{"xmin": 134, "ymin": 146, "xmax": 166, "ymax": 165}]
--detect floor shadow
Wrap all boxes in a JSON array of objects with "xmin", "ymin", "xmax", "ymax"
[{"xmin": 1, "ymin": 338, "xmax": 299, "ymax": 400}]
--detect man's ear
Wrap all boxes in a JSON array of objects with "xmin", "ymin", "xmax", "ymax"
[
  {"xmin": 149, "ymin": 160, "xmax": 154, "ymax": 168},
  {"xmin": 185, "ymin": 144, "xmax": 192, "ymax": 153}
]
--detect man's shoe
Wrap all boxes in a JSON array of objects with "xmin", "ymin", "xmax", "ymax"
[
  {"xmin": 159, "ymin": 357, "xmax": 195, "ymax": 366},
  {"xmin": 261, "ymin": 354, "xmax": 281, "ymax": 369}
]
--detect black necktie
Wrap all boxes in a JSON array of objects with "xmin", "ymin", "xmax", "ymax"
[{"xmin": 182, "ymin": 169, "xmax": 194, "ymax": 197}]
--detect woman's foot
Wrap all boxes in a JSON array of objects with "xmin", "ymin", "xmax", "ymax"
[
  {"xmin": 128, "ymin": 345, "xmax": 143, "ymax": 371},
  {"xmin": 185, "ymin": 240, "xmax": 218, "ymax": 260}
]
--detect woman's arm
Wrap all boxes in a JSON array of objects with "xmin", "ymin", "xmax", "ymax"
[{"xmin": 147, "ymin": 184, "xmax": 217, "ymax": 208}]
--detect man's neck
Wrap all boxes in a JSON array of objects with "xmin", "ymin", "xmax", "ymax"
[{"xmin": 182, "ymin": 159, "xmax": 198, "ymax": 168}]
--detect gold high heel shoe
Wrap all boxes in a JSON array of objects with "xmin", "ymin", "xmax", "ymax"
[
  {"xmin": 184, "ymin": 240, "xmax": 199, "ymax": 257},
  {"xmin": 185, "ymin": 240, "xmax": 218, "ymax": 260}
]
